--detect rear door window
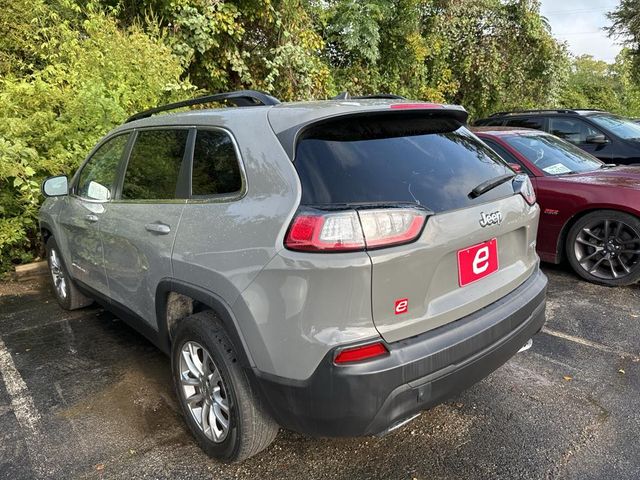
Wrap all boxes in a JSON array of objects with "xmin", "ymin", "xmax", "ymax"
[
  {"xmin": 503, "ymin": 117, "xmax": 545, "ymax": 130},
  {"xmin": 121, "ymin": 129, "xmax": 189, "ymax": 200},
  {"xmin": 191, "ymin": 129, "xmax": 242, "ymax": 197},
  {"xmin": 482, "ymin": 138, "xmax": 532, "ymax": 176},
  {"xmin": 294, "ymin": 114, "xmax": 514, "ymax": 213},
  {"xmin": 548, "ymin": 118, "xmax": 603, "ymax": 144}
]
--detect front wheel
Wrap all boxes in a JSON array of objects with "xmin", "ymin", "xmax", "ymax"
[
  {"xmin": 566, "ymin": 210, "xmax": 640, "ymax": 286},
  {"xmin": 172, "ymin": 311, "xmax": 278, "ymax": 462},
  {"xmin": 46, "ymin": 237, "xmax": 93, "ymax": 310}
]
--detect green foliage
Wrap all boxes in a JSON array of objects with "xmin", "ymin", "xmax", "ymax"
[
  {"xmin": 0, "ymin": 0, "xmax": 192, "ymax": 272},
  {"xmin": 559, "ymin": 51, "xmax": 640, "ymax": 117},
  {"xmin": 607, "ymin": 0, "xmax": 640, "ymax": 81},
  {"xmin": 159, "ymin": 0, "xmax": 330, "ymax": 100},
  {"xmin": 3, "ymin": 0, "xmax": 640, "ymax": 273}
]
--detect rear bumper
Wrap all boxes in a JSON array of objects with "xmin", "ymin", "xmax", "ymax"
[{"xmin": 254, "ymin": 268, "xmax": 547, "ymax": 437}]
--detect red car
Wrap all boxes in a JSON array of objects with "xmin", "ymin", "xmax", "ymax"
[{"xmin": 472, "ymin": 127, "xmax": 640, "ymax": 286}]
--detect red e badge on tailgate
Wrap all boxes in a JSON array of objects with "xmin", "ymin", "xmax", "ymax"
[{"xmin": 457, "ymin": 238, "xmax": 498, "ymax": 287}]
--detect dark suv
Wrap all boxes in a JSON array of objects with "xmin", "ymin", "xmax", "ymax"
[{"xmin": 474, "ymin": 109, "xmax": 640, "ymax": 165}]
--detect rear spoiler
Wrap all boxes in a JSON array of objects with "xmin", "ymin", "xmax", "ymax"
[{"xmin": 276, "ymin": 103, "xmax": 469, "ymax": 160}]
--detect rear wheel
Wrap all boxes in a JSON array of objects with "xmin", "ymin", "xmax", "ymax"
[
  {"xmin": 46, "ymin": 237, "xmax": 93, "ymax": 310},
  {"xmin": 171, "ymin": 311, "xmax": 278, "ymax": 462},
  {"xmin": 566, "ymin": 210, "xmax": 640, "ymax": 286}
]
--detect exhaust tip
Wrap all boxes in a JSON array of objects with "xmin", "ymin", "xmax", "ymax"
[
  {"xmin": 518, "ymin": 338, "xmax": 533, "ymax": 353},
  {"xmin": 376, "ymin": 413, "xmax": 421, "ymax": 437}
]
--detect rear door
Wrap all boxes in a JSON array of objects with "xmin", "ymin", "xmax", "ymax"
[
  {"xmin": 100, "ymin": 128, "xmax": 190, "ymax": 327},
  {"xmin": 294, "ymin": 115, "xmax": 540, "ymax": 342},
  {"xmin": 58, "ymin": 133, "xmax": 131, "ymax": 294}
]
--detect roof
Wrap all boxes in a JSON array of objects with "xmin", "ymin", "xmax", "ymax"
[
  {"xmin": 486, "ymin": 108, "xmax": 606, "ymax": 118},
  {"xmin": 111, "ymin": 97, "xmax": 470, "ymax": 159}
]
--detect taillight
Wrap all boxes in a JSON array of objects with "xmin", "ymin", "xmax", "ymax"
[
  {"xmin": 284, "ymin": 207, "xmax": 427, "ymax": 252},
  {"xmin": 513, "ymin": 175, "xmax": 536, "ymax": 206},
  {"xmin": 334, "ymin": 342, "xmax": 389, "ymax": 364},
  {"xmin": 359, "ymin": 208, "xmax": 426, "ymax": 248},
  {"xmin": 285, "ymin": 210, "xmax": 365, "ymax": 252},
  {"xmin": 389, "ymin": 103, "xmax": 444, "ymax": 110}
]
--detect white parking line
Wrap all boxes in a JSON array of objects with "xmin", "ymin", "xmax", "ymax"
[
  {"xmin": 0, "ymin": 336, "xmax": 41, "ymax": 431},
  {"xmin": 0, "ymin": 335, "xmax": 51, "ymax": 478},
  {"xmin": 542, "ymin": 327, "xmax": 640, "ymax": 362}
]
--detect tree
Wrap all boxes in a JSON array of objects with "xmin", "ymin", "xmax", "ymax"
[
  {"xmin": 0, "ymin": 1, "xmax": 192, "ymax": 272},
  {"xmin": 607, "ymin": 0, "xmax": 640, "ymax": 80}
]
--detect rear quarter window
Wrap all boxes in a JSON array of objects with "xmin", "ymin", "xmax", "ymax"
[
  {"xmin": 294, "ymin": 114, "xmax": 514, "ymax": 213},
  {"xmin": 191, "ymin": 129, "xmax": 242, "ymax": 197},
  {"xmin": 504, "ymin": 117, "xmax": 545, "ymax": 130}
]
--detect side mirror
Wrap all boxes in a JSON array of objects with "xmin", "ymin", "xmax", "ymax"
[
  {"xmin": 42, "ymin": 176, "xmax": 68, "ymax": 197},
  {"xmin": 586, "ymin": 134, "xmax": 608, "ymax": 145},
  {"xmin": 508, "ymin": 163, "xmax": 523, "ymax": 173}
]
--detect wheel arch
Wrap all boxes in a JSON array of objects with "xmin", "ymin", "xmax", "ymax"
[
  {"xmin": 39, "ymin": 220, "xmax": 54, "ymax": 245},
  {"xmin": 155, "ymin": 279, "xmax": 255, "ymax": 368},
  {"xmin": 556, "ymin": 205, "xmax": 640, "ymax": 262}
]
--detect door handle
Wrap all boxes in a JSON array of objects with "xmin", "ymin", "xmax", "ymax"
[
  {"xmin": 145, "ymin": 222, "xmax": 171, "ymax": 235},
  {"xmin": 84, "ymin": 214, "xmax": 98, "ymax": 223}
]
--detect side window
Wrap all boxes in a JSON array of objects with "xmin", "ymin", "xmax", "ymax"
[
  {"xmin": 504, "ymin": 117, "xmax": 545, "ymax": 130},
  {"xmin": 121, "ymin": 129, "xmax": 189, "ymax": 200},
  {"xmin": 76, "ymin": 134, "xmax": 130, "ymax": 201},
  {"xmin": 548, "ymin": 118, "xmax": 601, "ymax": 144},
  {"xmin": 483, "ymin": 139, "xmax": 532, "ymax": 175},
  {"xmin": 191, "ymin": 129, "xmax": 242, "ymax": 196},
  {"xmin": 480, "ymin": 119, "xmax": 505, "ymax": 126}
]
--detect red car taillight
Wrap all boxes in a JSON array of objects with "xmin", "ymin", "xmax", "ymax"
[
  {"xmin": 334, "ymin": 342, "xmax": 389, "ymax": 364},
  {"xmin": 284, "ymin": 207, "xmax": 427, "ymax": 252}
]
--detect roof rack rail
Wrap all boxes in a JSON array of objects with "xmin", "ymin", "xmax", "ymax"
[
  {"xmin": 489, "ymin": 108, "xmax": 605, "ymax": 117},
  {"xmin": 331, "ymin": 92, "xmax": 405, "ymax": 100},
  {"xmin": 125, "ymin": 90, "xmax": 281, "ymax": 123}
]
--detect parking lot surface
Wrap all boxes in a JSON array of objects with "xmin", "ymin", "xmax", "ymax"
[{"xmin": 0, "ymin": 264, "xmax": 638, "ymax": 480}]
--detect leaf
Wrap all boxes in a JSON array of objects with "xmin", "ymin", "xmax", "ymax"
[{"xmin": 563, "ymin": 375, "xmax": 573, "ymax": 381}]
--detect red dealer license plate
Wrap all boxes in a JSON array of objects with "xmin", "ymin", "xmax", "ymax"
[{"xmin": 457, "ymin": 238, "xmax": 499, "ymax": 287}]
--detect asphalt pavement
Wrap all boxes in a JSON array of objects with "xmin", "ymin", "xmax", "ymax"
[{"xmin": 0, "ymin": 264, "xmax": 638, "ymax": 479}]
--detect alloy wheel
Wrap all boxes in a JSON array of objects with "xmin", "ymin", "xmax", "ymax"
[
  {"xmin": 574, "ymin": 218, "xmax": 640, "ymax": 280},
  {"xmin": 179, "ymin": 341, "xmax": 231, "ymax": 443},
  {"xmin": 49, "ymin": 249, "xmax": 68, "ymax": 300}
]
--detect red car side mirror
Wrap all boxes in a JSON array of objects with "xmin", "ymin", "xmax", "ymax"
[{"xmin": 508, "ymin": 163, "xmax": 523, "ymax": 173}]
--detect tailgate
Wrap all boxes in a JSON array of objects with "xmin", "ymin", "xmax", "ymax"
[{"xmin": 368, "ymin": 195, "xmax": 540, "ymax": 343}]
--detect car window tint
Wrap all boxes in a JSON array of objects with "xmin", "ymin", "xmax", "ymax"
[
  {"xmin": 478, "ymin": 119, "xmax": 505, "ymax": 126},
  {"xmin": 503, "ymin": 134, "xmax": 603, "ymax": 175},
  {"xmin": 122, "ymin": 129, "xmax": 188, "ymax": 200},
  {"xmin": 192, "ymin": 130, "xmax": 242, "ymax": 196},
  {"xmin": 548, "ymin": 118, "xmax": 601, "ymax": 144},
  {"xmin": 588, "ymin": 114, "xmax": 640, "ymax": 140},
  {"xmin": 504, "ymin": 117, "xmax": 545, "ymax": 130},
  {"xmin": 294, "ymin": 114, "xmax": 514, "ymax": 214},
  {"xmin": 482, "ymin": 138, "xmax": 531, "ymax": 174},
  {"xmin": 76, "ymin": 134, "xmax": 129, "ymax": 201}
]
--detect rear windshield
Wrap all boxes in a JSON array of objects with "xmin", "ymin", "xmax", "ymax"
[{"xmin": 294, "ymin": 114, "xmax": 514, "ymax": 213}]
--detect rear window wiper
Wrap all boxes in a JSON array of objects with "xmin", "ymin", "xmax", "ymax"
[{"xmin": 468, "ymin": 173, "xmax": 516, "ymax": 199}]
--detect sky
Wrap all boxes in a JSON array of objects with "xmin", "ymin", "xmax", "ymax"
[{"xmin": 539, "ymin": 0, "xmax": 623, "ymax": 63}]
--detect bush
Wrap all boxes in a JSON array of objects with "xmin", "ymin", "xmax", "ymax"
[{"xmin": 0, "ymin": 2, "xmax": 192, "ymax": 273}]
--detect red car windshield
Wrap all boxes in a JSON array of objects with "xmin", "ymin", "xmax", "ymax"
[{"xmin": 504, "ymin": 134, "xmax": 603, "ymax": 175}]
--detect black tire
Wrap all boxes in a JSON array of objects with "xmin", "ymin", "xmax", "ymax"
[
  {"xmin": 171, "ymin": 311, "xmax": 278, "ymax": 462},
  {"xmin": 45, "ymin": 237, "xmax": 93, "ymax": 310},
  {"xmin": 565, "ymin": 210, "xmax": 640, "ymax": 286}
]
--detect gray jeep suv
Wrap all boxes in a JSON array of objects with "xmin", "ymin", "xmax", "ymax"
[{"xmin": 39, "ymin": 91, "xmax": 547, "ymax": 462}]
